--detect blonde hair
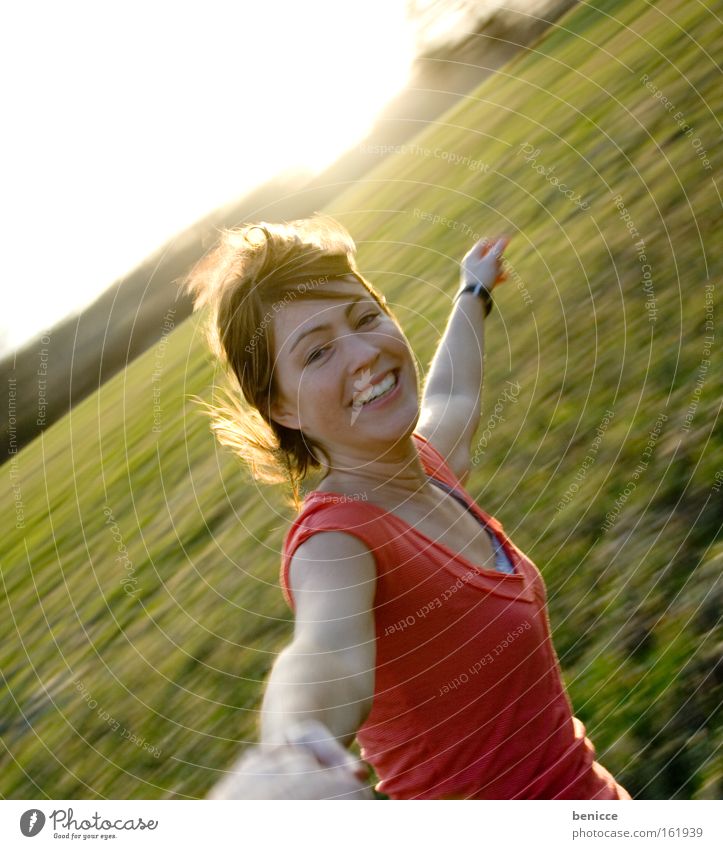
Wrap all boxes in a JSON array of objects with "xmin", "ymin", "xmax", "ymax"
[{"xmin": 184, "ymin": 215, "xmax": 393, "ymax": 511}]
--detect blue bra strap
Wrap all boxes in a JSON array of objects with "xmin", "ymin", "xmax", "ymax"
[{"xmin": 426, "ymin": 476, "xmax": 516, "ymax": 574}]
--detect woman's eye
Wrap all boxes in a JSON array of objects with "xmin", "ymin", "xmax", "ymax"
[
  {"xmin": 306, "ymin": 345, "xmax": 329, "ymax": 365},
  {"xmin": 304, "ymin": 314, "xmax": 379, "ymax": 364}
]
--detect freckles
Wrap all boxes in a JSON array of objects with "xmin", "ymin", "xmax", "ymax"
[{"xmin": 297, "ymin": 372, "xmax": 323, "ymax": 408}]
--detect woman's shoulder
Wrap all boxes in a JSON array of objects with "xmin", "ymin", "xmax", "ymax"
[
  {"xmin": 280, "ymin": 489, "xmax": 385, "ymax": 614},
  {"xmin": 411, "ymin": 431, "xmax": 466, "ymax": 489},
  {"xmin": 283, "ymin": 487, "xmax": 382, "ymax": 550}
]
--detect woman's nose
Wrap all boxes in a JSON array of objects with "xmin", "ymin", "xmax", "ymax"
[{"xmin": 345, "ymin": 334, "xmax": 379, "ymax": 376}]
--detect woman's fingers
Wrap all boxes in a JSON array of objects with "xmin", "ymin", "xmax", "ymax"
[
  {"xmin": 207, "ymin": 742, "xmax": 373, "ymax": 799},
  {"xmin": 489, "ymin": 236, "xmax": 509, "ymax": 256},
  {"xmin": 284, "ymin": 719, "xmax": 370, "ymax": 781},
  {"xmin": 462, "ymin": 236, "xmax": 511, "ymax": 291},
  {"xmin": 476, "ymin": 235, "xmax": 509, "ymax": 257},
  {"xmin": 207, "ymin": 719, "xmax": 373, "ymax": 800}
]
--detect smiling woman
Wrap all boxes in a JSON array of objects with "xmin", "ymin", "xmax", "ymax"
[
  {"xmin": 185, "ymin": 217, "xmax": 402, "ymax": 510},
  {"xmin": 187, "ymin": 215, "xmax": 631, "ymax": 801}
]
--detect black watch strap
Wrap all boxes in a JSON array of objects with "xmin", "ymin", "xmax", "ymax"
[{"xmin": 455, "ymin": 281, "xmax": 493, "ymax": 316}]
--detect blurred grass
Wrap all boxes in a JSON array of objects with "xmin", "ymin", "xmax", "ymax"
[{"xmin": 1, "ymin": 0, "xmax": 720, "ymax": 799}]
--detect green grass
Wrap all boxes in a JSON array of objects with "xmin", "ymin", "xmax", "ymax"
[{"xmin": 1, "ymin": 0, "xmax": 720, "ymax": 799}]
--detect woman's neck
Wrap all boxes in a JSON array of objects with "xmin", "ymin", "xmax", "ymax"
[{"xmin": 317, "ymin": 435, "xmax": 429, "ymax": 501}]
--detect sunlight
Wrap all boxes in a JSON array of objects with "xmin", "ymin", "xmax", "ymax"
[{"xmin": 0, "ymin": 0, "xmax": 414, "ymax": 352}]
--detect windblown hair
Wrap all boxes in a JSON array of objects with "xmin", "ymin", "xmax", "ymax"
[{"xmin": 184, "ymin": 215, "xmax": 393, "ymax": 511}]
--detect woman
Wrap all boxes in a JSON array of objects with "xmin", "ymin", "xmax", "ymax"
[{"xmin": 189, "ymin": 216, "xmax": 630, "ymax": 800}]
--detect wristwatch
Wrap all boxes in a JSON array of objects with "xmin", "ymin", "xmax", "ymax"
[{"xmin": 455, "ymin": 280, "xmax": 493, "ymax": 316}]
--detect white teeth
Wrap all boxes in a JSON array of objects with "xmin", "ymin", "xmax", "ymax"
[{"xmin": 358, "ymin": 371, "xmax": 397, "ymax": 406}]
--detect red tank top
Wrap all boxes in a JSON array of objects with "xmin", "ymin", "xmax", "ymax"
[{"xmin": 280, "ymin": 433, "xmax": 631, "ymax": 800}]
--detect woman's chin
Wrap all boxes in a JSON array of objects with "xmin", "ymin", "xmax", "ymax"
[{"xmin": 347, "ymin": 400, "xmax": 419, "ymax": 442}]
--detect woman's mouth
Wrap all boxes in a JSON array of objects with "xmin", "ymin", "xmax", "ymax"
[{"xmin": 351, "ymin": 368, "xmax": 401, "ymax": 412}]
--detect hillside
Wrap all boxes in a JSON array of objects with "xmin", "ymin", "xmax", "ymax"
[
  {"xmin": 0, "ymin": 0, "xmax": 577, "ymax": 462},
  {"xmin": 1, "ymin": 0, "xmax": 720, "ymax": 800}
]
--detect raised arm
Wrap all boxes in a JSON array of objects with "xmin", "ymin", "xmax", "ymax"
[
  {"xmin": 208, "ymin": 532, "xmax": 377, "ymax": 799},
  {"xmin": 416, "ymin": 236, "xmax": 510, "ymax": 483}
]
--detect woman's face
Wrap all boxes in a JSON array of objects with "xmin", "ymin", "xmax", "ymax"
[{"xmin": 269, "ymin": 278, "xmax": 420, "ymax": 462}]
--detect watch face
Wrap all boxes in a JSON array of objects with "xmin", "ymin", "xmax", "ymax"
[
  {"xmin": 455, "ymin": 283, "xmax": 492, "ymax": 308},
  {"xmin": 457, "ymin": 283, "xmax": 493, "ymax": 314}
]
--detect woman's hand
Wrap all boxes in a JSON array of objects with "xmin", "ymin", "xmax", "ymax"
[
  {"xmin": 460, "ymin": 236, "xmax": 511, "ymax": 292},
  {"xmin": 207, "ymin": 719, "xmax": 374, "ymax": 800}
]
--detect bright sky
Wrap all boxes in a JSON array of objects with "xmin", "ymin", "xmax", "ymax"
[{"xmin": 0, "ymin": 0, "xmax": 414, "ymax": 355}]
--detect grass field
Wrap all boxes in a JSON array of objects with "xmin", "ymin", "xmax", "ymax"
[{"xmin": 2, "ymin": 0, "xmax": 720, "ymax": 799}]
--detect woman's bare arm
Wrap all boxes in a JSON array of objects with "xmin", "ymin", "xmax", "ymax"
[
  {"xmin": 207, "ymin": 532, "xmax": 376, "ymax": 799},
  {"xmin": 420, "ymin": 287, "xmax": 487, "ymax": 404},
  {"xmin": 417, "ymin": 236, "xmax": 509, "ymax": 481},
  {"xmin": 260, "ymin": 531, "xmax": 376, "ymax": 747}
]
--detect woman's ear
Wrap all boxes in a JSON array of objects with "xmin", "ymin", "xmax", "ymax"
[
  {"xmin": 269, "ymin": 397, "xmax": 300, "ymax": 431},
  {"xmin": 267, "ymin": 375, "xmax": 300, "ymax": 430}
]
